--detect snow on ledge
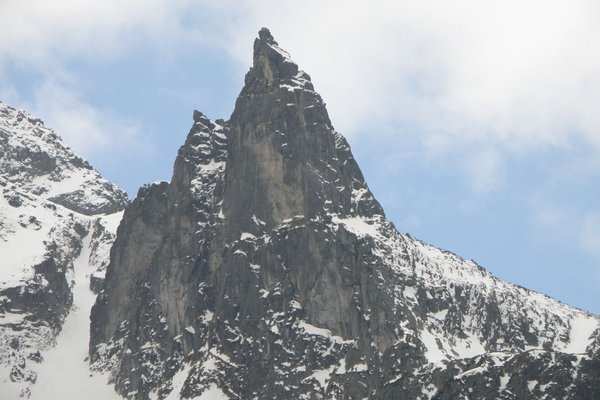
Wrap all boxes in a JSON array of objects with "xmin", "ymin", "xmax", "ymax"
[
  {"xmin": 561, "ymin": 314, "xmax": 598, "ymax": 354},
  {"xmin": 296, "ymin": 320, "xmax": 354, "ymax": 345},
  {"xmin": 330, "ymin": 215, "xmax": 382, "ymax": 240}
]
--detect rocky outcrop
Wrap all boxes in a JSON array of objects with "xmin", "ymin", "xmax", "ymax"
[{"xmin": 90, "ymin": 28, "xmax": 600, "ymax": 400}]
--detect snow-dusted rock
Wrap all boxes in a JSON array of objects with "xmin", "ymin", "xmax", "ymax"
[
  {"xmin": 90, "ymin": 28, "xmax": 600, "ymax": 400},
  {"xmin": 0, "ymin": 103, "xmax": 127, "ymax": 398},
  {"xmin": 0, "ymin": 102, "xmax": 128, "ymax": 215}
]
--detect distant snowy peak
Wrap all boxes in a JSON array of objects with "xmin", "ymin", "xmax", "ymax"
[
  {"xmin": 0, "ymin": 100, "xmax": 127, "ymax": 397},
  {"xmin": 0, "ymin": 101, "xmax": 128, "ymax": 215}
]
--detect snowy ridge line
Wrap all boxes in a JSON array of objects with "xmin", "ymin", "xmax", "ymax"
[
  {"xmin": 0, "ymin": 101, "xmax": 128, "ymax": 215},
  {"xmin": 250, "ymin": 209, "xmax": 596, "ymax": 327},
  {"xmin": 336, "ymin": 209, "xmax": 597, "ymax": 317},
  {"xmin": 297, "ymin": 209, "xmax": 599, "ymax": 364},
  {"xmin": 228, "ymin": 207, "xmax": 598, "ymax": 366},
  {"xmin": 0, "ymin": 175, "xmax": 121, "ymax": 222}
]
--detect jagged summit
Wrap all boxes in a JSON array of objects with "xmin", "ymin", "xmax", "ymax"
[
  {"xmin": 226, "ymin": 29, "xmax": 383, "ymax": 241},
  {"xmin": 258, "ymin": 27, "xmax": 276, "ymax": 44},
  {"xmin": 241, "ymin": 28, "xmax": 315, "ymax": 96},
  {"xmin": 0, "ymin": 101, "xmax": 128, "ymax": 215},
  {"xmin": 89, "ymin": 30, "xmax": 600, "ymax": 400}
]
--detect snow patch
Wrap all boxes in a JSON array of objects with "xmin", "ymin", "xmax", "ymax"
[
  {"xmin": 28, "ymin": 229, "xmax": 121, "ymax": 400},
  {"xmin": 331, "ymin": 215, "xmax": 382, "ymax": 239},
  {"xmin": 296, "ymin": 320, "xmax": 353, "ymax": 345},
  {"xmin": 195, "ymin": 383, "xmax": 229, "ymax": 399},
  {"xmin": 164, "ymin": 364, "xmax": 192, "ymax": 400},
  {"xmin": 420, "ymin": 330, "xmax": 446, "ymax": 364},
  {"xmin": 240, "ymin": 232, "xmax": 256, "ymax": 241},
  {"xmin": 562, "ymin": 314, "xmax": 598, "ymax": 354}
]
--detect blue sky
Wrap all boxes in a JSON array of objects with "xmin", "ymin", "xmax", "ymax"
[{"xmin": 1, "ymin": 0, "xmax": 599, "ymax": 314}]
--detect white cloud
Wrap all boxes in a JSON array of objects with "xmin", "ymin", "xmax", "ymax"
[
  {"xmin": 28, "ymin": 80, "xmax": 145, "ymax": 160},
  {"xmin": 0, "ymin": 0, "xmax": 176, "ymax": 159},
  {"xmin": 203, "ymin": 0, "xmax": 600, "ymax": 148},
  {"xmin": 2, "ymin": 0, "xmax": 600, "ymax": 190},
  {"xmin": 0, "ymin": 0, "xmax": 195, "ymax": 70}
]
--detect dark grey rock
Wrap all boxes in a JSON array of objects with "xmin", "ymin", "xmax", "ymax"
[{"xmin": 89, "ymin": 29, "xmax": 600, "ymax": 400}]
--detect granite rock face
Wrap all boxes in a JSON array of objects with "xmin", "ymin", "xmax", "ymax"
[{"xmin": 90, "ymin": 28, "xmax": 600, "ymax": 399}]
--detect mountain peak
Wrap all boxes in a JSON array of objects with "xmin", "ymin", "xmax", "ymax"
[
  {"xmin": 225, "ymin": 29, "xmax": 382, "ymax": 239},
  {"xmin": 0, "ymin": 100, "xmax": 127, "ymax": 396},
  {"xmin": 249, "ymin": 28, "xmax": 303, "ymax": 88},
  {"xmin": 0, "ymin": 101, "xmax": 128, "ymax": 215},
  {"xmin": 87, "ymin": 29, "xmax": 600, "ymax": 400},
  {"xmin": 258, "ymin": 27, "xmax": 276, "ymax": 44}
]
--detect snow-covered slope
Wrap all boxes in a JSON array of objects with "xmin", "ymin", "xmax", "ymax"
[
  {"xmin": 0, "ymin": 102, "xmax": 128, "ymax": 215},
  {"xmin": 0, "ymin": 102, "xmax": 127, "ymax": 398},
  {"xmin": 26, "ymin": 226, "xmax": 121, "ymax": 400}
]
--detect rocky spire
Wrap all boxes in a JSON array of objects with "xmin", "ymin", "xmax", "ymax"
[
  {"xmin": 88, "ymin": 29, "xmax": 600, "ymax": 400},
  {"xmin": 246, "ymin": 27, "xmax": 304, "ymax": 89},
  {"xmin": 224, "ymin": 29, "xmax": 383, "ymax": 240}
]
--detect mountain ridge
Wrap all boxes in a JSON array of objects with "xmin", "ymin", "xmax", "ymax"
[
  {"xmin": 88, "ymin": 28, "xmax": 600, "ymax": 400},
  {"xmin": 0, "ymin": 27, "xmax": 598, "ymax": 400},
  {"xmin": 0, "ymin": 101, "xmax": 129, "ymax": 215}
]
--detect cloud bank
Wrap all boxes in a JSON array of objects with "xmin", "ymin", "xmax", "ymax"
[{"xmin": 3, "ymin": 0, "xmax": 599, "ymax": 154}]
